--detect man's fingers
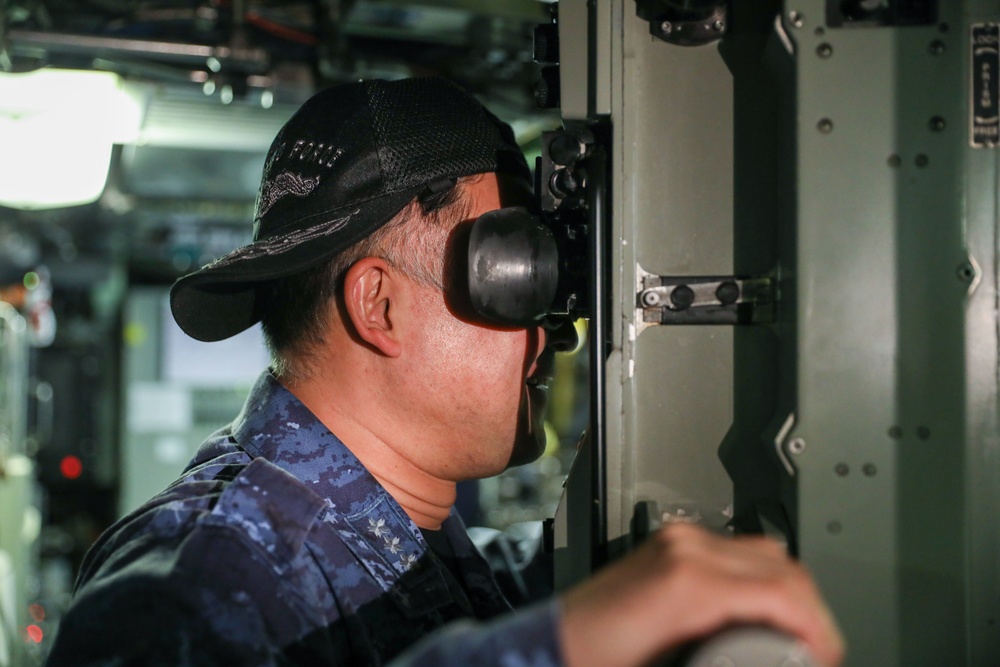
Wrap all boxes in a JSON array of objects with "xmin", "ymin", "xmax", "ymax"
[
  {"xmin": 558, "ymin": 522, "xmax": 845, "ymax": 667},
  {"xmin": 654, "ymin": 524, "xmax": 845, "ymax": 667}
]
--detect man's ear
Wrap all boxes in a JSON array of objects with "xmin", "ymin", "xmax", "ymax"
[{"xmin": 342, "ymin": 257, "xmax": 403, "ymax": 358}]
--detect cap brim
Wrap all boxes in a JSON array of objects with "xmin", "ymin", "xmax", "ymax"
[{"xmin": 170, "ymin": 188, "xmax": 419, "ymax": 342}]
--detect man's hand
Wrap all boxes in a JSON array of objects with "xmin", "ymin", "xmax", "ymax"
[{"xmin": 558, "ymin": 522, "xmax": 845, "ymax": 667}]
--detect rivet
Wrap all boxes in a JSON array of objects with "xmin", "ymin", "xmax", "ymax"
[
  {"xmin": 917, "ymin": 426, "xmax": 931, "ymax": 440},
  {"xmin": 788, "ymin": 11, "xmax": 805, "ymax": 28},
  {"xmin": 835, "ymin": 463, "xmax": 849, "ymax": 477},
  {"xmin": 670, "ymin": 285, "xmax": 695, "ymax": 310},
  {"xmin": 816, "ymin": 43, "xmax": 833, "ymax": 58},
  {"xmin": 788, "ymin": 437, "xmax": 806, "ymax": 455},
  {"xmin": 660, "ymin": 20, "xmax": 673, "ymax": 34},
  {"xmin": 827, "ymin": 521, "xmax": 842, "ymax": 534},
  {"xmin": 887, "ymin": 154, "xmax": 901, "ymax": 167},
  {"xmin": 930, "ymin": 116, "xmax": 946, "ymax": 132},
  {"xmin": 930, "ymin": 40, "xmax": 946, "ymax": 55},
  {"xmin": 716, "ymin": 281, "xmax": 740, "ymax": 305},
  {"xmin": 915, "ymin": 154, "xmax": 929, "ymax": 167},
  {"xmin": 888, "ymin": 425, "xmax": 903, "ymax": 439},
  {"xmin": 863, "ymin": 463, "xmax": 877, "ymax": 476},
  {"xmin": 817, "ymin": 118, "xmax": 834, "ymax": 133}
]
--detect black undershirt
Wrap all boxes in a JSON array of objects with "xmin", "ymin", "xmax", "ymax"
[{"xmin": 420, "ymin": 528, "xmax": 466, "ymax": 593}]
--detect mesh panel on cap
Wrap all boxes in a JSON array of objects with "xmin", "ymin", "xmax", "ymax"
[{"xmin": 367, "ymin": 78, "xmax": 514, "ymax": 191}]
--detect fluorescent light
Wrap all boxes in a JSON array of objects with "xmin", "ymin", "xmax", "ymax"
[{"xmin": 0, "ymin": 68, "xmax": 142, "ymax": 210}]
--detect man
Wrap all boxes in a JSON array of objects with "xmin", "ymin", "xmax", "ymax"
[{"xmin": 47, "ymin": 77, "xmax": 843, "ymax": 667}]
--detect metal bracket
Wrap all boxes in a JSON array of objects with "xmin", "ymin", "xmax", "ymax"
[
  {"xmin": 637, "ymin": 272, "xmax": 774, "ymax": 325},
  {"xmin": 634, "ymin": 0, "xmax": 728, "ymax": 47}
]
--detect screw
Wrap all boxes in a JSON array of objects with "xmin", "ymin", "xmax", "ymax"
[
  {"xmin": 817, "ymin": 42, "xmax": 833, "ymax": 58},
  {"xmin": 788, "ymin": 437, "xmax": 806, "ymax": 455},
  {"xmin": 641, "ymin": 290, "xmax": 661, "ymax": 307},
  {"xmin": 712, "ymin": 20, "xmax": 726, "ymax": 32},
  {"xmin": 788, "ymin": 11, "xmax": 804, "ymax": 28},
  {"xmin": 817, "ymin": 118, "xmax": 834, "ymax": 133},
  {"xmin": 930, "ymin": 116, "xmax": 946, "ymax": 132},
  {"xmin": 661, "ymin": 20, "xmax": 673, "ymax": 34},
  {"xmin": 958, "ymin": 262, "xmax": 975, "ymax": 282},
  {"xmin": 835, "ymin": 463, "xmax": 849, "ymax": 476}
]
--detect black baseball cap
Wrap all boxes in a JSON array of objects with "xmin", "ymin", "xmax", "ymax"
[{"xmin": 169, "ymin": 76, "xmax": 531, "ymax": 342}]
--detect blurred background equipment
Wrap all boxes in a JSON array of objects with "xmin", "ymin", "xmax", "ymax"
[{"xmin": 0, "ymin": 301, "xmax": 39, "ymax": 667}]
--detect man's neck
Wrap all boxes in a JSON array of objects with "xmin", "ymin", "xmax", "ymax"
[{"xmin": 281, "ymin": 374, "xmax": 456, "ymax": 531}]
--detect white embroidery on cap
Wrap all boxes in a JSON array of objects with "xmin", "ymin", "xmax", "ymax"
[
  {"xmin": 288, "ymin": 140, "xmax": 343, "ymax": 168},
  {"xmin": 258, "ymin": 171, "xmax": 321, "ymax": 217},
  {"xmin": 206, "ymin": 211, "xmax": 354, "ymax": 268}
]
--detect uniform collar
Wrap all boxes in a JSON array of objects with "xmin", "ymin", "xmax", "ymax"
[{"xmin": 231, "ymin": 371, "xmax": 462, "ymax": 617}]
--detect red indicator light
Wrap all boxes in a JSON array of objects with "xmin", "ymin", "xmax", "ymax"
[
  {"xmin": 26, "ymin": 624, "xmax": 43, "ymax": 643},
  {"xmin": 59, "ymin": 455, "xmax": 83, "ymax": 480}
]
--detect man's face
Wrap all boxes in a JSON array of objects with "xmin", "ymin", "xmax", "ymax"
[{"xmin": 394, "ymin": 172, "xmax": 574, "ymax": 481}]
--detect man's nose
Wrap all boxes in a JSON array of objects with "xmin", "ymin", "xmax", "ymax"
[{"xmin": 546, "ymin": 319, "xmax": 581, "ymax": 353}]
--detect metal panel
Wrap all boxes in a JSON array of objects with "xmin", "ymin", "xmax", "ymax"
[
  {"xmin": 554, "ymin": 0, "xmax": 1000, "ymax": 663},
  {"xmin": 963, "ymin": 9, "xmax": 1000, "ymax": 661},
  {"xmin": 558, "ymin": 0, "xmax": 591, "ymax": 121},
  {"xmin": 782, "ymin": 2, "xmax": 985, "ymax": 663},
  {"xmin": 612, "ymin": 7, "xmax": 737, "ymax": 539}
]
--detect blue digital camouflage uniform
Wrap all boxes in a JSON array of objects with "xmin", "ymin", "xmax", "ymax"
[{"xmin": 47, "ymin": 371, "xmax": 562, "ymax": 666}]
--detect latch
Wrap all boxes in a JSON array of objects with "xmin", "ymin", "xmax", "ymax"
[{"xmin": 637, "ymin": 271, "xmax": 774, "ymax": 325}]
